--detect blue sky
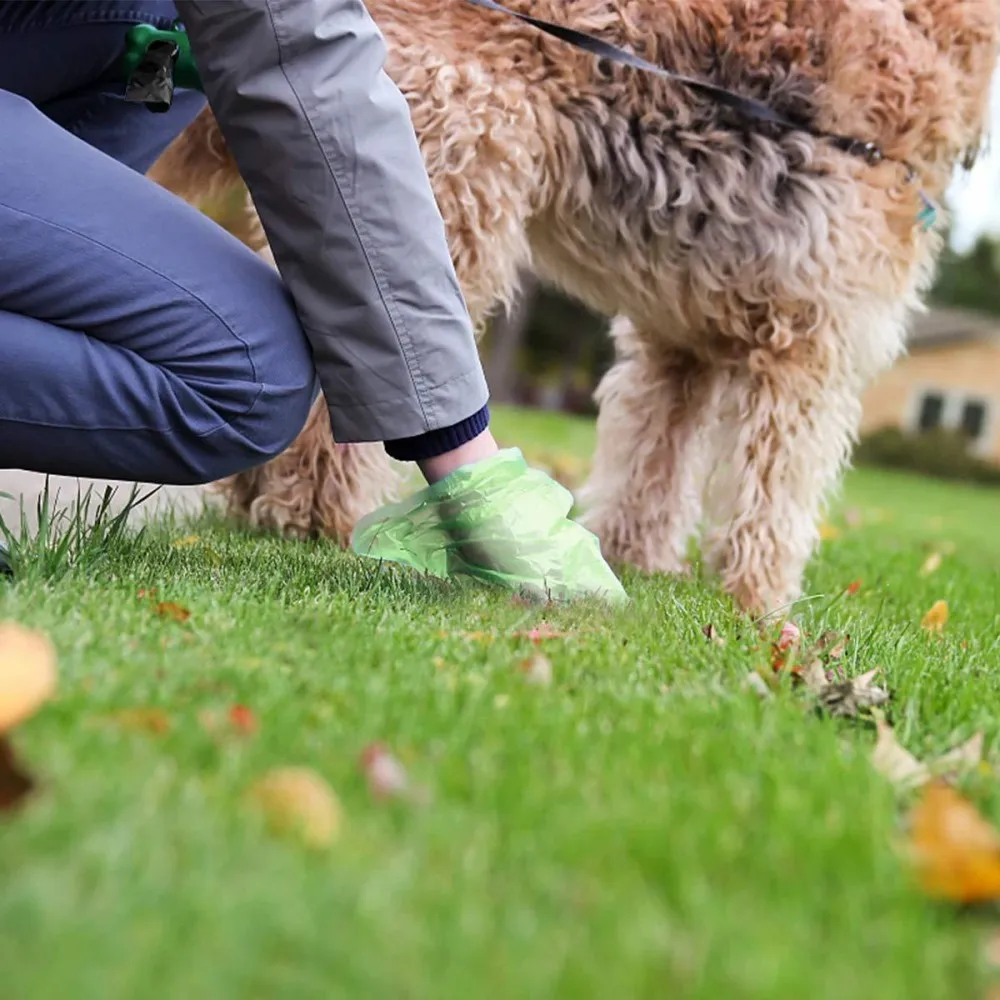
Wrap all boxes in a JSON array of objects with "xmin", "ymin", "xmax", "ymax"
[{"xmin": 947, "ymin": 72, "xmax": 1000, "ymax": 252}]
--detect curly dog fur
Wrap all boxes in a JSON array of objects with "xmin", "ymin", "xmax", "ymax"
[{"xmin": 149, "ymin": 0, "xmax": 998, "ymax": 613}]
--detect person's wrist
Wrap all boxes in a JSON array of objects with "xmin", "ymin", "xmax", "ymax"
[{"xmin": 419, "ymin": 429, "xmax": 499, "ymax": 484}]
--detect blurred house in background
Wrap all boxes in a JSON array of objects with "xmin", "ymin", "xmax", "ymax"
[{"xmin": 860, "ymin": 307, "xmax": 1000, "ymax": 464}]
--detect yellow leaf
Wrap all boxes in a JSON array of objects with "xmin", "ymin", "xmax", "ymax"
[
  {"xmin": 171, "ymin": 535, "xmax": 201, "ymax": 549},
  {"xmin": 819, "ymin": 522, "xmax": 841, "ymax": 541},
  {"xmin": 107, "ymin": 708, "xmax": 171, "ymax": 735},
  {"xmin": 249, "ymin": 768, "xmax": 341, "ymax": 849},
  {"xmin": 919, "ymin": 552, "xmax": 943, "ymax": 577},
  {"xmin": 908, "ymin": 781, "xmax": 1000, "ymax": 903},
  {"xmin": 0, "ymin": 622, "xmax": 57, "ymax": 733},
  {"xmin": 921, "ymin": 600, "xmax": 949, "ymax": 632}
]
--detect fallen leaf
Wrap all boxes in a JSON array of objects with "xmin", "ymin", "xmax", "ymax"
[
  {"xmin": 519, "ymin": 652, "xmax": 553, "ymax": 687},
  {"xmin": 745, "ymin": 671, "xmax": 773, "ymax": 699},
  {"xmin": 228, "ymin": 704, "xmax": 258, "ymax": 735},
  {"xmin": 932, "ymin": 731, "xmax": 984, "ymax": 781},
  {"xmin": 0, "ymin": 736, "xmax": 35, "ymax": 813},
  {"xmin": 982, "ymin": 927, "xmax": 1000, "ymax": 969},
  {"xmin": 702, "ymin": 623, "xmax": 726, "ymax": 647},
  {"xmin": 153, "ymin": 601, "xmax": 191, "ymax": 623},
  {"xmin": 870, "ymin": 714, "xmax": 984, "ymax": 790},
  {"xmin": 819, "ymin": 522, "xmax": 841, "ymax": 541},
  {"xmin": 512, "ymin": 621, "xmax": 573, "ymax": 643},
  {"xmin": 845, "ymin": 579, "xmax": 863, "ymax": 596},
  {"xmin": 359, "ymin": 743, "xmax": 428, "ymax": 803},
  {"xmin": 813, "ymin": 630, "xmax": 842, "ymax": 652},
  {"xmin": 816, "ymin": 668, "xmax": 889, "ymax": 719},
  {"xmin": 800, "ymin": 658, "xmax": 829, "ymax": 695},
  {"xmin": 776, "ymin": 621, "xmax": 801, "ymax": 651},
  {"xmin": 872, "ymin": 710, "xmax": 929, "ymax": 788},
  {"xmin": 442, "ymin": 629, "xmax": 494, "ymax": 645},
  {"xmin": 770, "ymin": 620, "xmax": 801, "ymax": 672},
  {"xmin": 171, "ymin": 535, "xmax": 201, "ymax": 549},
  {"xmin": 921, "ymin": 600, "xmax": 949, "ymax": 633},
  {"xmin": 844, "ymin": 507, "xmax": 864, "ymax": 528},
  {"xmin": 249, "ymin": 768, "xmax": 341, "ymax": 848},
  {"xmin": 826, "ymin": 635, "xmax": 850, "ymax": 661},
  {"xmin": 107, "ymin": 708, "xmax": 171, "ymax": 735},
  {"xmin": 920, "ymin": 552, "xmax": 943, "ymax": 577},
  {"xmin": 0, "ymin": 622, "xmax": 57, "ymax": 733},
  {"xmin": 908, "ymin": 781, "xmax": 1000, "ymax": 903}
]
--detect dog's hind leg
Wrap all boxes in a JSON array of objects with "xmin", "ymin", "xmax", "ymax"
[
  {"xmin": 579, "ymin": 318, "xmax": 721, "ymax": 576},
  {"xmin": 701, "ymin": 323, "xmax": 864, "ymax": 616}
]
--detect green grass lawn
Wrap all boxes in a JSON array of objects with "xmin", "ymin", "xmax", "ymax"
[{"xmin": 2, "ymin": 406, "xmax": 1000, "ymax": 999}]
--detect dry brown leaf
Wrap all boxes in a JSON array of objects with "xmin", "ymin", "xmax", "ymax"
[
  {"xmin": 0, "ymin": 735, "xmax": 35, "ymax": 813},
  {"xmin": 745, "ymin": 671, "xmax": 773, "ymax": 700},
  {"xmin": 871, "ymin": 714, "xmax": 984, "ymax": 790},
  {"xmin": 921, "ymin": 600, "xmax": 949, "ymax": 633},
  {"xmin": 519, "ymin": 652, "xmax": 553, "ymax": 687},
  {"xmin": 816, "ymin": 668, "xmax": 889, "ymax": 718},
  {"xmin": 932, "ymin": 731, "xmax": 985, "ymax": 781},
  {"xmin": 511, "ymin": 622, "xmax": 574, "ymax": 643},
  {"xmin": 920, "ymin": 552, "xmax": 943, "ymax": 577},
  {"xmin": 0, "ymin": 622, "xmax": 57, "ymax": 734},
  {"xmin": 826, "ymin": 635, "xmax": 850, "ymax": 661},
  {"xmin": 153, "ymin": 601, "xmax": 191, "ymax": 623},
  {"xmin": 702, "ymin": 624, "xmax": 726, "ymax": 647},
  {"xmin": 249, "ymin": 768, "xmax": 341, "ymax": 848},
  {"xmin": 107, "ymin": 708, "xmax": 171, "ymax": 735},
  {"xmin": 800, "ymin": 658, "xmax": 829, "ymax": 696},
  {"xmin": 982, "ymin": 927, "xmax": 1000, "ymax": 969},
  {"xmin": 908, "ymin": 781, "xmax": 1000, "ymax": 903},
  {"xmin": 872, "ymin": 710, "xmax": 929, "ymax": 788}
]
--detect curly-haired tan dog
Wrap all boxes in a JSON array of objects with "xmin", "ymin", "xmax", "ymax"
[{"xmin": 149, "ymin": 0, "xmax": 998, "ymax": 614}]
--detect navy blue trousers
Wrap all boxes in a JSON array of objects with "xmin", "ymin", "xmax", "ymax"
[{"xmin": 0, "ymin": 1, "xmax": 316, "ymax": 484}]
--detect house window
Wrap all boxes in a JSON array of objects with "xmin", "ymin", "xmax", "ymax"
[
  {"xmin": 917, "ymin": 392, "xmax": 946, "ymax": 432},
  {"xmin": 960, "ymin": 399, "xmax": 988, "ymax": 441}
]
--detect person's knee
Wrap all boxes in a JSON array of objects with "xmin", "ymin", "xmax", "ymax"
[{"xmin": 231, "ymin": 372, "xmax": 320, "ymax": 468}]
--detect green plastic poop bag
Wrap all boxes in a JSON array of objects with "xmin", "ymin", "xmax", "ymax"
[{"xmin": 351, "ymin": 449, "xmax": 627, "ymax": 605}]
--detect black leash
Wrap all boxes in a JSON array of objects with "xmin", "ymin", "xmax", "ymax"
[
  {"xmin": 464, "ymin": 0, "xmax": 939, "ymax": 229},
  {"xmin": 464, "ymin": 0, "xmax": 892, "ymax": 167}
]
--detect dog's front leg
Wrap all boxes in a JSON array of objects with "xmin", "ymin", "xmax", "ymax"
[
  {"xmin": 701, "ymin": 330, "xmax": 862, "ymax": 616},
  {"xmin": 580, "ymin": 318, "xmax": 721, "ymax": 576}
]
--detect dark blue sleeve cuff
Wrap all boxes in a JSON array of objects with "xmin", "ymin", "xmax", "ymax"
[{"xmin": 384, "ymin": 405, "xmax": 491, "ymax": 462}]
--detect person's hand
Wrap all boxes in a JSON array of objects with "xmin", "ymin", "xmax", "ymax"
[{"xmin": 351, "ymin": 449, "xmax": 627, "ymax": 605}]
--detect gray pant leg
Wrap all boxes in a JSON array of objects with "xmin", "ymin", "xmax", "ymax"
[{"xmin": 177, "ymin": 0, "xmax": 489, "ymax": 443}]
